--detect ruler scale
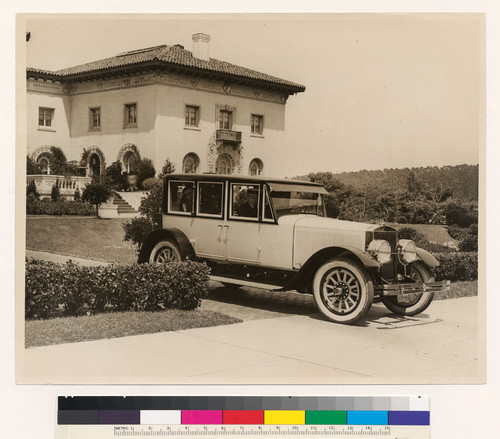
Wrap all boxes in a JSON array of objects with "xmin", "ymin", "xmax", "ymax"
[{"xmin": 56, "ymin": 397, "xmax": 430, "ymax": 439}]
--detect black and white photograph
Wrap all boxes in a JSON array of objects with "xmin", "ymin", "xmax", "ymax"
[{"xmin": 16, "ymin": 13, "xmax": 485, "ymax": 385}]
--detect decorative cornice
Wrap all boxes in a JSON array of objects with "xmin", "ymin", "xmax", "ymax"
[
  {"xmin": 63, "ymin": 72, "xmax": 287, "ymax": 104},
  {"xmin": 27, "ymin": 79, "xmax": 66, "ymax": 95}
]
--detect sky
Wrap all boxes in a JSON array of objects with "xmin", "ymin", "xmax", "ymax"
[{"xmin": 23, "ymin": 14, "xmax": 482, "ymax": 177}]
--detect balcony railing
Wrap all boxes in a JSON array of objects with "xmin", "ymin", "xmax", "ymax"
[
  {"xmin": 27, "ymin": 175, "xmax": 92, "ymax": 199},
  {"xmin": 216, "ymin": 129, "xmax": 242, "ymax": 143}
]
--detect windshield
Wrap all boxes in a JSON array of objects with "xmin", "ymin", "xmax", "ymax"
[{"xmin": 270, "ymin": 190, "xmax": 326, "ymax": 218}]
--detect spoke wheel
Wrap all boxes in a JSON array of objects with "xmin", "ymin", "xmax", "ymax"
[
  {"xmin": 149, "ymin": 240, "xmax": 181, "ymax": 263},
  {"xmin": 313, "ymin": 258, "xmax": 374, "ymax": 324},
  {"xmin": 381, "ymin": 261, "xmax": 434, "ymax": 316}
]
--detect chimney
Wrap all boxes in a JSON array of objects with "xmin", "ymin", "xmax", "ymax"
[{"xmin": 192, "ymin": 33, "xmax": 210, "ymax": 61}]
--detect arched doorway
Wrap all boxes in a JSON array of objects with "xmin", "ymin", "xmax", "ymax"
[
  {"xmin": 117, "ymin": 144, "xmax": 141, "ymax": 174},
  {"xmin": 38, "ymin": 155, "xmax": 51, "ymax": 174},
  {"xmin": 249, "ymin": 158, "xmax": 264, "ymax": 176},
  {"xmin": 216, "ymin": 154, "xmax": 233, "ymax": 174},
  {"xmin": 89, "ymin": 153, "xmax": 101, "ymax": 177},
  {"xmin": 122, "ymin": 151, "xmax": 138, "ymax": 173},
  {"xmin": 182, "ymin": 153, "xmax": 200, "ymax": 173}
]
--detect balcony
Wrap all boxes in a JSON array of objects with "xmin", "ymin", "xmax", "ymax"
[{"xmin": 216, "ymin": 129, "xmax": 242, "ymax": 143}]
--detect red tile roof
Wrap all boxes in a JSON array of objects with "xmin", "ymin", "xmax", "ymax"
[{"xmin": 27, "ymin": 44, "xmax": 305, "ymax": 93}]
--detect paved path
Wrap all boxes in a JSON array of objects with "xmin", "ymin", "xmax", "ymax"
[{"xmin": 20, "ymin": 251, "xmax": 483, "ymax": 384}]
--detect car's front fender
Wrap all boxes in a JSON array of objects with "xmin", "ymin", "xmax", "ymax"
[
  {"xmin": 138, "ymin": 228, "xmax": 195, "ymax": 263},
  {"xmin": 416, "ymin": 247, "xmax": 440, "ymax": 267}
]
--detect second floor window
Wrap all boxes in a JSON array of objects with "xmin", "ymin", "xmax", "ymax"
[
  {"xmin": 124, "ymin": 103, "xmax": 137, "ymax": 127},
  {"xmin": 185, "ymin": 105, "xmax": 200, "ymax": 127},
  {"xmin": 219, "ymin": 110, "xmax": 232, "ymax": 130},
  {"xmin": 90, "ymin": 107, "xmax": 101, "ymax": 129},
  {"xmin": 251, "ymin": 114, "xmax": 264, "ymax": 135},
  {"xmin": 38, "ymin": 107, "xmax": 54, "ymax": 127}
]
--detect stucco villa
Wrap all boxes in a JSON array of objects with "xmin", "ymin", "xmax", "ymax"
[{"xmin": 27, "ymin": 33, "xmax": 305, "ymax": 189}]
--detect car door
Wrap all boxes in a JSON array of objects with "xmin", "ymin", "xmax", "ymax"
[
  {"xmin": 193, "ymin": 180, "xmax": 226, "ymax": 260},
  {"xmin": 225, "ymin": 182, "xmax": 261, "ymax": 263}
]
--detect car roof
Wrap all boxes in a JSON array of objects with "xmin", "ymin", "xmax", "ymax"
[{"xmin": 164, "ymin": 173, "xmax": 324, "ymax": 188}]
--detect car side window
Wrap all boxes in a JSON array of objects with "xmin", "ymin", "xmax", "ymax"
[
  {"xmin": 169, "ymin": 181, "xmax": 195, "ymax": 214},
  {"xmin": 263, "ymin": 187, "xmax": 274, "ymax": 221},
  {"xmin": 230, "ymin": 184, "xmax": 260, "ymax": 220},
  {"xmin": 198, "ymin": 182, "xmax": 224, "ymax": 217}
]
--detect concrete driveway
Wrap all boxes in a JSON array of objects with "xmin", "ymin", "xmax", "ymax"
[{"xmin": 20, "ymin": 250, "xmax": 483, "ymax": 384}]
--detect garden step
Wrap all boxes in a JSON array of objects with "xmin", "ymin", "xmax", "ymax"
[
  {"xmin": 116, "ymin": 191, "xmax": 147, "ymax": 211},
  {"xmin": 113, "ymin": 193, "xmax": 138, "ymax": 214}
]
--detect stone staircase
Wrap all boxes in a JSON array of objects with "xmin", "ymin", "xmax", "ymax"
[
  {"xmin": 116, "ymin": 191, "xmax": 147, "ymax": 212},
  {"xmin": 112, "ymin": 192, "xmax": 137, "ymax": 215}
]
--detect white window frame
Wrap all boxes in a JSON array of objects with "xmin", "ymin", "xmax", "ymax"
[
  {"xmin": 184, "ymin": 105, "xmax": 200, "ymax": 128},
  {"xmin": 250, "ymin": 114, "xmax": 264, "ymax": 136},
  {"xmin": 167, "ymin": 180, "xmax": 195, "ymax": 215},
  {"xmin": 124, "ymin": 103, "xmax": 137, "ymax": 128},
  {"xmin": 89, "ymin": 107, "xmax": 101, "ymax": 130},
  {"xmin": 229, "ymin": 183, "xmax": 261, "ymax": 222},
  {"xmin": 38, "ymin": 107, "xmax": 54, "ymax": 128},
  {"xmin": 262, "ymin": 186, "xmax": 275, "ymax": 223},
  {"xmin": 197, "ymin": 181, "xmax": 225, "ymax": 218}
]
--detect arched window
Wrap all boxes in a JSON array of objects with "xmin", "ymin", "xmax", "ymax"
[
  {"xmin": 249, "ymin": 158, "xmax": 264, "ymax": 176},
  {"xmin": 38, "ymin": 156, "xmax": 50, "ymax": 174},
  {"xmin": 89, "ymin": 153, "xmax": 101, "ymax": 177},
  {"xmin": 123, "ymin": 151, "xmax": 138, "ymax": 173},
  {"xmin": 216, "ymin": 154, "xmax": 233, "ymax": 175},
  {"xmin": 182, "ymin": 153, "xmax": 200, "ymax": 173}
]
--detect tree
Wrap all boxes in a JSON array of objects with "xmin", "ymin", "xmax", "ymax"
[
  {"xmin": 51, "ymin": 183, "xmax": 60, "ymax": 201},
  {"xmin": 49, "ymin": 146, "xmax": 69, "ymax": 175},
  {"xmin": 132, "ymin": 158, "xmax": 156, "ymax": 189},
  {"xmin": 159, "ymin": 158, "xmax": 176, "ymax": 178},
  {"xmin": 26, "ymin": 156, "xmax": 41, "ymax": 175},
  {"xmin": 104, "ymin": 161, "xmax": 127, "ymax": 190},
  {"xmin": 82, "ymin": 179, "xmax": 112, "ymax": 218}
]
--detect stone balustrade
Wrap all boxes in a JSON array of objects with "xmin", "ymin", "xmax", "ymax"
[{"xmin": 27, "ymin": 175, "xmax": 92, "ymax": 200}]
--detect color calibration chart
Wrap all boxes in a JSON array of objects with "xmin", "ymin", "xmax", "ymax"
[{"xmin": 56, "ymin": 396, "xmax": 430, "ymax": 439}]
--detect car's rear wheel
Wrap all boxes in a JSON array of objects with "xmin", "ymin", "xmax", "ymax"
[
  {"xmin": 149, "ymin": 239, "xmax": 181, "ymax": 263},
  {"xmin": 381, "ymin": 261, "xmax": 434, "ymax": 316},
  {"xmin": 312, "ymin": 258, "xmax": 374, "ymax": 324}
]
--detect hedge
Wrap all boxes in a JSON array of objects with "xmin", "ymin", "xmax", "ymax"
[
  {"xmin": 433, "ymin": 252, "xmax": 478, "ymax": 282},
  {"xmin": 25, "ymin": 259, "xmax": 210, "ymax": 320},
  {"xmin": 26, "ymin": 196, "xmax": 95, "ymax": 216}
]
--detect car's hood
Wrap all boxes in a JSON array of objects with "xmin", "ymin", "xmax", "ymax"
[{"xmin": 278, "ymin": 215, "xmax": 380, "ymax": 233}]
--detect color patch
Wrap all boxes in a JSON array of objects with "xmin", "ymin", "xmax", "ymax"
[
  {"xmin": 223, "ymin": 410, "xmax": 264, "ymax": 424},
  {"xmin": 182, "ymin": 410, "xmax": 223, "ymax": 424},
  {"xmin": 140, "ymin": 410, "xmax": 182, "ymax": 425},
  {"xmin": 347, "ymin": 411, "xmax": 388, "ymax": 425},
  {"xmin": 264, "ymin": 411, "xmax": 305, "ymax": 425},
  {"xmin": 58, "ymin": 410, "xmax": 99, "ymax": 425},
  {"xmin": 99, "ymin": 410, "xmax": 140, "ymax": 425},
  {"xmin": 389, "ymin": 411, "xmax": 430, "ymax": 426},
  {"xmin": 305, "ymin": 410, "xmax": 347, "ymax": 425}
]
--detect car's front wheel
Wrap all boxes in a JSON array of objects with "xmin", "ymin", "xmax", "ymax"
[
  {"xmin": 149, "ymin": 239, "xmax": 181, "ymax": 263},
  {"xmin": 381, "ymin": 261, "xmax": 434, "ymax": 316},
  {"xmin": 312, "ymin": 258, "xmax": 374, "ymax": 324}
]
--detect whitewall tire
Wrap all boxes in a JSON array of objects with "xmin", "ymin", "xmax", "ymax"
[
  {"xmin": 381, "ymin": 262, "xmax": 434, "ymax": 316},
  {"xmin": 312, "ymin": 258, "xmax": 374, "ymax": 324},
  {"xmin": 149, "ymin": 239, "xmax": 181, "ymax": 263}
]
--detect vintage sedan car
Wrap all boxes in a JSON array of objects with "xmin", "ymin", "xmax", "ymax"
[{"xmin": 139, "ymin": 174, "xmax": 450, "ymax": 324}]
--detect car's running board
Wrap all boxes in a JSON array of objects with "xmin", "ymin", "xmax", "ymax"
[{"xmin": 211, "ymin": 276, "xmax": 283, "ymax": 291}]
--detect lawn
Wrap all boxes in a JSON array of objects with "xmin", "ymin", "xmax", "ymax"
[
  {"xmin": 26, "ymin": 216, "xmax": 137, "ymax": 264},
  {"xmin": 25, "ymin": 309, "xmax": 242, "ymax": 348}
]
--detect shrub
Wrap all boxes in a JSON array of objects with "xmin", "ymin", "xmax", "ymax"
[
  {"xmin": 25, "ymin": 259, "xmax": 210, "ymax": 320},
  {"xmin": 74, "ymin": 188, "xmax": 81, "ymax": 201},
  {"xmin": 105, "ymin": 161, "xmax": 127, "ymax": 190},
  {"xmin": 26, "ymin": 198, "xmax": 95, "ymax": 216},
  {"xmin": 123, "ymin": 217, "xmax": 154, "ymax": 249},
  {"xmin": 26, "ymin": 180, "xmax": 39, "ymax": 199},
  {"xmin": 132, "ymin": 158, "xmax": 156, "ymax": 189},
  {"xmin": 51, "ymin": 183, "xmax": 61, "ymax": 201},
  {"xmin": 158, "ymin": 158, "xmax": 176, "ymax": 178},
  {"xmin": 458, "ymin": 235, "xmax": 478, "ymax": 252},
  {"xmin": 141, "ymin": 177, "xmax": 161, "ymax": 190},
  {"xmin": 432, "ymin": 252, "xmax": 478, "ymax": 282}
]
